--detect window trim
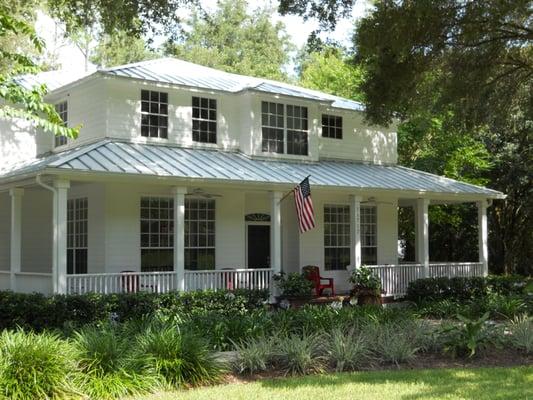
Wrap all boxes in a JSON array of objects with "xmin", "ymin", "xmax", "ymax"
[
  {"xmin": 184, "ymin": 197, "xmax": 216, "ymax": 270},
  {"xmin": 321, "ymin": 114, "xmax": 343, "ymax": 139},
  {"xmin": 261, "ymin": 101, "xmax": 309, "ymax": 156},
  {"xmin": 192, "ymin": 96, "xmax": 218, "ymax": 144},
  {"xmin": 323, "ymin": 204, "xmax": 351, "ymax": 271},
  {"xmin": 54, "ymin": 101, "xmax": 68, "ymax": 148},
  {"xmin": 140, "ymin": 89, "xmax": 169, "ymax": 139},
  {"xmin": 140, "ymin": 196, "xmax": 174, "ymax": 272},
  {"xmin": 361, "ymin": 205, "xmax": 378, "ymax": 265},
  {"xmin": 67, "ymin": 197, "xmax": 88, "ymax": 274}
]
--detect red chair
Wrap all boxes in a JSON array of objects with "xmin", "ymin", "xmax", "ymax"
[{"xmin": 302, "ymin": 265, "xmax": 334, "ymax": 296}]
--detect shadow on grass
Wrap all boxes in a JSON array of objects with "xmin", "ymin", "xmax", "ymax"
[{"xmin": 259, "ymin": 366, "xmax": 533, "ymax": 399}]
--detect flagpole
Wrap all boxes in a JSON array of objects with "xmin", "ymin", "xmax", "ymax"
[{"xmin": 278, "ymin": 175, "xmax": 311, "ymax": 204}]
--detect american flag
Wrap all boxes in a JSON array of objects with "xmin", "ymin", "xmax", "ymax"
[{"xmin": 294, "ymin": 177, "xmax": 316, "ymax": 233}]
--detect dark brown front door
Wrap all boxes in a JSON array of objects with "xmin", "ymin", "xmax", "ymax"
[{"xmin": 247, "ymin": 225, "xmax": 270, "ymax": 269}]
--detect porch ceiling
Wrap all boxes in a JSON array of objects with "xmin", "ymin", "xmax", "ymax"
[{"xmin": 0, "ymin": 139, "xmax": 504, "ymax": 199}]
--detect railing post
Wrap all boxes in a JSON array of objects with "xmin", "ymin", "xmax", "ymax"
[
  {"xmin": 172, "ymin": 187, "xmax": 187, "ymax": 291},
  {"xmin": 350, "ymin": 195, "xmax": 362, "ymax": 270},
  {"xmin": 9, "ymin": 188, "xmax": 24, "ymax": 292},
  {"xmin": 478, "ymin": 200, "xmax": 489, "ymax": 277},
  {"xmin": 415, "ymin": 198, "xmax": 430, "ymax": 278}
]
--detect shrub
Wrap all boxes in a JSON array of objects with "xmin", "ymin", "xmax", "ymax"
[
  {"xmin": 137, "ymin": 322, "xmax": 225, "ymax": 387},
  {"xmin": 232, "ymin": 336, "xmax": 274, "ymax": 374},
  {"xmin": 507, "ymin": 315, "xmax": 533, "ymax": 353},
  {"xmin": 72, "ymin": 325, "xmax": 159, "ymax": 399},
  {"xmin": 438, "ymin": 312, "xmax": 495, "ymax": 358},
  {"xmin": 349, "ymin": 266, "xmax": 382, "ymax": 296},
  {"xmin": 273, "ymin": 272, "xmax": 313, "ymax": 298},
  {"xmin": 0, "ymin": 329, "xmax": 76, "ymax": 400},
  {"xmin": 366, "ymin": 321, "xmax": 419, "ymax": 366},
  {"xmin": 274, "ymin": 334, "xmax": 324, "ymax": 375},
  {"xmin": 322, "ymin": 328, "xmax": 371, "ymax": 371}
]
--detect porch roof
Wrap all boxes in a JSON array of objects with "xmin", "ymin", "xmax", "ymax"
[{"xmin": 0, "ymin": 140, "xmax": 504, "ymax": 199}]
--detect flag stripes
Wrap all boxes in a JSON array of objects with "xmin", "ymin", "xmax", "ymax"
[{"xmin": 294, "ymin": 177, "xmax": 316, "ymax": 233}]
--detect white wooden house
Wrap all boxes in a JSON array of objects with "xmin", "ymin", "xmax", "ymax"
[{"xmin": 0, "ymin": 58, "xmax": 504, "ymax": 297}]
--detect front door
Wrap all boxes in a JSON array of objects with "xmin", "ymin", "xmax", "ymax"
[{"xmin": 247, "ymin": 225, "xmax": 270, "ymax": 268}]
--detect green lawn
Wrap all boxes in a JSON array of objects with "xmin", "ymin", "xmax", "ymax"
[{"xmin": 134, "ymin": 366, "xmax": 532, "ymax": 400}]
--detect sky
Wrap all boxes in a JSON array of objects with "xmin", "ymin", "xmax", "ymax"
[{"xmin": 35, "ymin": 0, "xmax": 372, "ymax": 75}]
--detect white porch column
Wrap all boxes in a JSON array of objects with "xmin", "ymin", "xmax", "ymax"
[
  {"xmin": 478, "ymin": 200, "xmax": 489, "ymax": 276},
  {"xmin": 415, "ymin": 198, "xmax": 430, "ymax": 278},
  {"xmin": 53, "ymin": 179, "xmax": 69, "ymax": 294},
  {"xmin": 270, "ymin": 191, "xmax": 282, "ymax": 276},
  {"xmin": 9, "ymin": 188, "xmax": 24, "ymax": 291},
  {"xmin": 172, "ymin": 187, "xmax": 187, "ymax": 291},
  {"xmin": 350, "ymin": 195, "xmax": 362, "ymax": 269}
]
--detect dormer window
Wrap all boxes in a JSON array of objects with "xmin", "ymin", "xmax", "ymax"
[
  {"xmin": 192, "ymin": 96, "xmax": 217, "ymax": 144},
  {"xmin": 141, "ymin": 90, "xmax": 168, "ymax": 138},
  {"xmin": 54, "ymin": 101, "xmax": 68, "ymax": 147},
  {"xmin": 322, "ymin": 114, "xmax": 342, "ymax": 139},
  {"xmin": 261, "ymin": 101, "xmax": 308, "ymax": 156}
]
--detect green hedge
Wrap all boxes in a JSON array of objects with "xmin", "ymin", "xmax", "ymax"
[
  {"xmin": 406, "ymin": 275, "xmax": 528, "ymax": 303},
  {"xmin": 0, "ymin": 289, "xmax": 269, "ymax": 331}
]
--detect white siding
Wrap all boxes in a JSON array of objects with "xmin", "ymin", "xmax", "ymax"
[
  {"xmin": 281, "ymin": 197, "xmax": 299, "ymax": 272},
  {"xmin": 21, "ymin": 188, "xmax": 53, "ymax": 273},
  {"xmin": 0, "ymin": 192, "xmax": 10, "ymax": 271},
  {"xmin": 215, "ymin": 190, "xmax": 245, "ymax": 268},
  {"xmin": 318, "ymin": 109, "xmax": 397, "ymax": 164},
  {"xmin": 0, "ymin": 117, "xmax": 53, "ymax": 166}
]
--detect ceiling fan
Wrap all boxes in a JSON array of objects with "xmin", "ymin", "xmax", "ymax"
[
  {"xmin": 185, "ymin": 188, "xmax": 223, "ymax": 199},
  {"xmin": 361, "ymin": 196, "xmax": 393, "ymax": 205}
]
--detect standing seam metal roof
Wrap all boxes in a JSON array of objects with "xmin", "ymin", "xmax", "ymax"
[{"xmin": 0, "ymin": 140, "xmax": 504, "ymax": 198}]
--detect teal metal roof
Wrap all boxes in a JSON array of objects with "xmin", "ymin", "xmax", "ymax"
[{"xmin": 0, "ymin": 140, "xmax": 504, "ymax": 198}]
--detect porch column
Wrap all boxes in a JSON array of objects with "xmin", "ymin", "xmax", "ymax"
[
  {"xmin": 350, "ymin": 195, "xmax": 362, "ymax": 269},
  {"xmin": 172, "ymin": 187, "xmax": 187, "ymax": 291},
  {"xmin": 477, "ymin": 200, "xmax": 489, "ymax": 276},
  {"xmin": 415, "ymin": 198, "xmax": 430, "ymax": 278},
  {"xmin": 53, "ymin": 179, "xmax": 69, "ymax": 294},
  {"xmin": 270, "ymin": 191, "xmax": 282, "ymax": 276},
  {"xmin": 9, "ymin": 188, "xmax": 24, "ymax": 291}
]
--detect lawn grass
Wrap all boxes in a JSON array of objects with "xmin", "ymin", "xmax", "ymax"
[{"xmin": 133, "ymin": 366, "xmax": 532, "ymax": 400}]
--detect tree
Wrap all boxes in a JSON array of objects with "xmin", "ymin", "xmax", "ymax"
[
  {"xmin": 0, "ymin": 6, "xmax": 76, "ymax": 139},
  {"xmin": 298, "ymin": 47, "xmax": 365, "ymax": 102},
  {"xmin": 164, "ymin": 0, "xmax": 293, "ymax": 81},
  {"xmin": 90, "ymin": 30, "xmax": 157, "ymax": 68}
]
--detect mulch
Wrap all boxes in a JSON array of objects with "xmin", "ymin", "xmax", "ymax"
[{"xmin": 224, "ymin": 348, "xmax": 532, "ymax": 384}]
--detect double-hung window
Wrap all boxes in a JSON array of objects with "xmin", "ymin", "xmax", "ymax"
[
  {"xmin": 361, "ymin": 206, "xmax": 377, "ymax": 264},
  {"xmin": 140, "ymin": 197, "xmax": 174, "ymax": 272},
  {"xmin": 322, "ymin": 114, "xmax": 342, "ymax": 139},
  {"xmin": 192, "ymin": 97, "xmax": 217, "ymax": 144},
  {"xmin": 324, "ymin": 205, "xmax": 351, "ymax": 271},
  {"xmin": 141, "ymin": 90, "xmax": 168, "ymax": 138},
  {"xmin": 54, "ymin": 101, "xmax": 68, "ymax": 147},
  {"xmin": 185, "ymin": 199, "xmax": 215, "ymax": 270},
  {"xmin": 140, "ymin": 197, "xmax": 216, "ymax": 271},
  {"xmin": 261, "ymin": 101, "xmax": 308, "ymax": 156},
  {"xmin": 67, "ymin": 198, "xmax": 88, "ymax": 274}
]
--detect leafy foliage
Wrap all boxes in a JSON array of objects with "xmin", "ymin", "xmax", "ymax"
[
  {"xmin": 349, "ymin": 266, "xmax": 382, "ymax": 295},
  {"xmin": 273, "ymin": 272, "xmax": 314, "ymax": 298},
  {"xmin": 274, "ymin": 333, "xmax": 324, "ymax": 375},
  {"xmin": 438, "ymin": 313, "xmax": 496, "ymax": 358},
  {"xmin": 164, "ymin": 0, "xmax": 293, "ymax": 81},
  {"xmin": 0, "ymin": 329, "xmax": 76, "ymax": 400},
  {"xmin": 232, "ymin": 336, "xmax": 274, "ymax": 374},
  {"xmin": 90, "ymin": 30, "xmax": 158, "ymax": 68},
  {"xmin": 507, "ymin": 315, "xmax": 533, "ymax": 353},
  {"xmin": 322, "ymin": 327, "xmax": 371, "ymax": 371}
]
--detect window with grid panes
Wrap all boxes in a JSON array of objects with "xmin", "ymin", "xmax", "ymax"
[
  {"xmin": 185, "ymin": 199, "xmax": 215, "ymax": 270},
  {"xmin": 140, "ymin": 197, "xmax": 174, "ymax": 272},
  {"xmin": 287, "ymin": 105, "xmax": 308, "ymax": 155},
  {"xmin": 322, "ymin": 114, "xmax": 342, "ymax": 139},
  {"xmin": 324, "ymin": 205, "xmax": 351, "ymax": 271},
  {"xmin": 361, "ymin": 206, "xmax": 377, "ymax": 265},
  {"xmin": 54, "ymin": 101, "xmax": 68, "ymax": 147},
  {"xmin": 192, "ymin": 97, "xmax": 217, "ymax": 143},
  {"xmin": 261, "ymin": 101, "xmax": 284, "ymax": 153},
  {"xmin": 141, "ymin": 90, "xmax": 168, "ymax": 138},
  {"xmin": 67, "ymin": 198, "xmax": 88, "ymax": 274}
]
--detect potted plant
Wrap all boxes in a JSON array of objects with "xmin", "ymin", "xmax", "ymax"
[
  {"xmin": 273, "ymin": 272, "xmax": 313, "ymax": 308},
  {"xmin": 349, "ymin": 266, "xmax": 383, "ymax": 305}
]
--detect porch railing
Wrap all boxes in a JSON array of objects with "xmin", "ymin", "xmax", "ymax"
[
  {"xmin": 367, "ymin": 262, "xmax": 484, "ymax": 298},
  {"xmin": 66, "ymin": 268, "xmax": 273, "ymax": 295}
]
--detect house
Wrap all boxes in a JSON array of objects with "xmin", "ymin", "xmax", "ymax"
[{"xmin": 0, "ymin": 58, "xmax": 504, "ymax": 297}]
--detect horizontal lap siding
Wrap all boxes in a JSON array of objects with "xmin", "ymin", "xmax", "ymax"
[
  {"xmin": 0, "ymin": 192, "xmax": 9, "ymax": 271},
  {"xmin": 21, "ymin": 189, "xmax": 52, "ymax": 273}
]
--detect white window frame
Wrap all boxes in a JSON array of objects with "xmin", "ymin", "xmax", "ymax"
[
  {"xmin": 140, "ymin": 196, "xmax": 174, "ymax": 272},
  {"xmin": 323, "ymin": 204, "xmax": 351, "ymax": 271},
  {"xmin": 361, "ymin": 206, "xmax": 377, "ymax": 265},
  {"xmin": 54, "ymin": 101, "xmax": 68, "ymax": 147},
  {"xmin": 192, "ymin": 96, "xmax": 217, "ymax": 144},
  {"xmin": 67, "ymin": 197, "xmax": 88, "ymax": 274},
  {"xmin": 322, "ymin": 114, "xmax": 343, "ymax": 139},
  {"xmin": 140, "ymin": 89, "xmax": 169, "ymax": 139},
  {"xmin": 184, "ymin": 198, "xmax": 216, "ymax": 270},
  {"xmin": 261, "ymin": 101, "xmax": 309, "ymax": 156}
]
